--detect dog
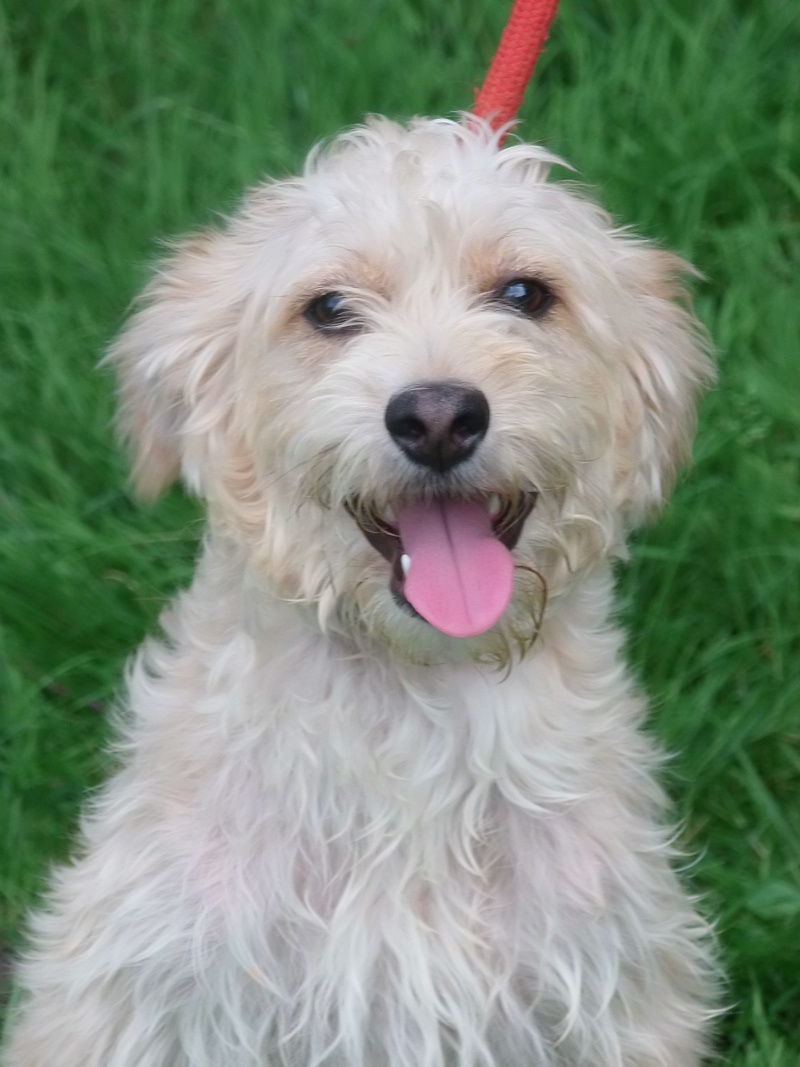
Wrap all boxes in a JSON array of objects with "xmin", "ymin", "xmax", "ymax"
[{"xmin": 4, "ymin": 117, "xmax": 717, "ymax": 1066}]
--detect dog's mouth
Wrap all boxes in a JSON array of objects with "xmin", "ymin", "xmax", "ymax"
[{"xmin": 346, "ymin": 492, "xmax": 536, "ymax": 638}]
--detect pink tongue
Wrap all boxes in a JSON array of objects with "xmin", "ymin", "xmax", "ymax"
[{"xmin": 396, "ymin": 499, "xmax": 514, "ymax": 638}]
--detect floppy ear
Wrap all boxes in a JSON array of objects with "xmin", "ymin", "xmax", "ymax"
[
  {"xmin": 616, "ymin": 248, "xmax": 715, "ymax": 522},
  {"xmin": 107, "ymin": 233, "xmax": 238, "ymax": 501}
]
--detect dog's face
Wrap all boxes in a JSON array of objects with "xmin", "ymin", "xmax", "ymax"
[{"xmin": 112, "ymin": 118, "xmax": 712, "ymax": 661}]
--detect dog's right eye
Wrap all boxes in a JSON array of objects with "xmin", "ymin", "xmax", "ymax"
[
  {"xmin": 494, "ymin": 277, "xmax": 555, "ymax": 320},
  {"xmin": 304, "ymin": 292, "xmax": 359, "ymax": 333}
]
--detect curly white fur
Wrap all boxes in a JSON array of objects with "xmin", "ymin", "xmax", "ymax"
[{"xmin": 4, "ymin": 117, "xmax": 717, "ymax": 1067}]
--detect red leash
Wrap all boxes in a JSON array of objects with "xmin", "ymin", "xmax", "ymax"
[{"xmin": 472, "ymin": 0, "xmax": 560, "ymax": 136}]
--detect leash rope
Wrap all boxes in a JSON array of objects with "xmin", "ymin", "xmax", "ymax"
[{"xmin": 472, "ymin": 0, "xmax": 560, "ymax": 135}]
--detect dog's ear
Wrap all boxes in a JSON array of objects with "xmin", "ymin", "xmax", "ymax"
[
  {"xmin": 616, "ymin": 247, "xmax": 715, "ymax": 522},
  {"xmin": 108, "ymin": 233, "xmax": 237, "ymax": 501}
]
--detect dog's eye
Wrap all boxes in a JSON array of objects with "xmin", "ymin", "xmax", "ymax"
[
  {"xmin": 304, "ymin": 291, "xmax": 360, "ymax": 333},
  {"xmin": 495, "ymin": 278, "xmax": 555, "ymax": 319}
]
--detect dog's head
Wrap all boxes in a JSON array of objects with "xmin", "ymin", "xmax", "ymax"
[{"xmin": 110, "ymin": 117, "xmax": 713, "ymax": 661}]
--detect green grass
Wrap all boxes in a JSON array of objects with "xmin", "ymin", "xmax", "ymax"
[{"xmin": 1, "ymin": 0, "xmax": 798, "ymax": 1059}]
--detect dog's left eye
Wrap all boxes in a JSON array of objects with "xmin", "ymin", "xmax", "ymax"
[
  {"xmin": 304, "ymin": 291, "xmax": 360, "ymax": 333},
  {"xmin": 495, "ymin": 277, "xmax": 555, "ymax": 319}
]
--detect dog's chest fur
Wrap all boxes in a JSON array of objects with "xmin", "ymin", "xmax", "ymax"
[{"xmin": 86, "ymin": 551, "xmax": 682, "ymax": 1064}]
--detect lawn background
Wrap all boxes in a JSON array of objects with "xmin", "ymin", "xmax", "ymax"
[{"xmin": 1, "ymin": 0, "xmax": 798, "ymax": 1060}]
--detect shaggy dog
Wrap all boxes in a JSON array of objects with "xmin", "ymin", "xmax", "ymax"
[{"xmin": 4, "ymin": 117, "xmax": 717, "ymax": 1066}]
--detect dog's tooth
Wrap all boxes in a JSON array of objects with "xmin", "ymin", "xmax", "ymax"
[
  {"xmin": 488, "ymin": 494, "xmax": 502, "ymax": 517},
  {"xmin": 384, "ymin": 504, "xmax": 396, "ymax": 523},
  {"xmin": 400, "ymin": 554, "xmax": 411, "ymax": 577}
]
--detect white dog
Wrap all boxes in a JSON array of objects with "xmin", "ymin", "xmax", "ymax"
[{"xmin": 4, "ymin": 117, "xmax": 717, "ymax": 1066}]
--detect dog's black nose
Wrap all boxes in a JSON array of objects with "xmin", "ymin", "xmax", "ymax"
[{"xmin": 384, "ymin": 381, "xmax": 490, "ymax": 472}]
